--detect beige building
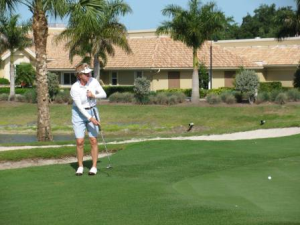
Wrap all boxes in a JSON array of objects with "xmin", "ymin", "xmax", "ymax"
[{"xmin": 1, "ymin": 28, "xmax": 299, "ymax": 90}]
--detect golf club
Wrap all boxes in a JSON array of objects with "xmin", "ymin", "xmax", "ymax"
[
  {"xmin": 88, "ymin": 94, "xmax": 112, "ymax": 169},
  {"xmin": 187, "ymin": 123, "xmax": 194, "ymax": 132}
]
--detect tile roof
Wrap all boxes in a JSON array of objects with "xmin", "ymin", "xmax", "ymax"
[
  {"xmin": 105, "ymin": 37, "xmax": 260, "ymax": 69},
  {"xmin": 224, "ymin": 45, "xmax": 300, "ymax": 66}
]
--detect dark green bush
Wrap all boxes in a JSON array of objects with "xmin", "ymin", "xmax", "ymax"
[
  {"xmin": 103, "ymin": 86, "xmax": 134, "ymax": 97},
  {"xmin": 15, "ymin": 63, "xmax": 35, "ymax": 87},
  {"xmin": 109, "ymin": 92, "xmax": 134, "ymax": 103},
  {"xmin": 207, "ymin": 87, "xmax": 235, "ymax": 95},
  {"xmin": 293, "ymin": 67, "xmax": 300, "ymax": 88},
  {"xmin": 0, "ymin": 87, "xmax": 32, "ymax": 95},
  {"xmin": 0, "ymin": 78, "xmax": 10, "ymax": 85},
  {"xmin": 259, "ymin": 82, "xmax": 282, "ymax": 92}
]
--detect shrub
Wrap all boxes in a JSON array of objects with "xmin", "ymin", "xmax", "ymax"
[
  {"xmin": 235, "ymin": 70, "xmax": 260, "ymax": 103},
  {"xmin": 133, "ymin": 77, "xmax": 150, "ymax": 104},
  {"xmin": 293, "ymin": 67, "xmax": 300, "ymax": 88},
  {"xmin": 256, "ymin": 92, "xmax": 270, "ymax": 104},
  {"xmin": 259, "ymin": 82, "xmax": 282, "ymax": 92},
  {"xmin": 275, "ymin": 93, "xmax": 288, "ymax": 105},
  {"xmin": 55, "ymin": 90, "xmax": 72, "ymax": 104},
  {"xmin": 0, "ymin": 78, "xmax": 10, "ymax": 85},
  {"xmin": 0, "ymin": 93, "xmax": 8, "ymax": 101},
  {"xmin": 168, "ymin": 95, "xmax": 178, "ymax": 105},
  {"xmin": 47, "ymin": 72, "xmax": 60, "ymax": 101},
  {"xmin": 270, "ymin": 90, "xmax": 281, "ymax": 102},
  {"xmin": 207, "ymin": 87, "xmax": 235, "ymax": 96},
  {"xmin": 220, "ymin": 92, "xmax": 236, "ymax": 104},
  {"xmin": 15, "ymin": 63, "xmax": 35, "ymax": 87},
  {"xmin": 15, "ymin": 94, "xmax": 26, "ymax": 102},
  {"xmin": 109, "ymin": 92, "xmax": 134, "ymax": 103},
  {"xmin": 206, "ymin": 93, "xmax": 221, "ymax": 104},
  {"xmin": 103, "ymin": 86, "xmax": 134, "ymax": 97},
  {"xmin": 287, "ymin": 89, "xmax": 300, "ymax": 101},
  {"xmin": 24, "ymin": 89, "xmax": 37, "ymax": 103},
  {"xmin": 156, "ymin": 93, "xmax": 168, "ymax": 105}
]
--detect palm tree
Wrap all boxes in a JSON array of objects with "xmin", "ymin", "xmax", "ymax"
[
  {"xmin": 1, "ymin": 0, "xmax": 69, "ymax": 141},
  {"xmin": 56, "ymin": 0, "xmax": 132, "ymax": 82},
  {"xmin": 156, "ymin": 0, "xmax": 225, "ymax": 103},
  {"xmin": 0, "ymin": 14, "xmax": 32, "ymax": 101},
  {"xmin": 276, "ymin": 0, "xmax": 300, "ymax": 40}
]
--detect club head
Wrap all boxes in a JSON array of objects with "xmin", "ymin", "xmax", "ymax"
[
  {"xmin": 260, "ymin": 120, "xmax": 266, "ymax": 125},
  {"xmin": 106, "ymin": 164, "xmax": 113, "ymax": 169},
  {"xmin": 187, "ymin": 123, "xmax": 194, "ymax": 132}
]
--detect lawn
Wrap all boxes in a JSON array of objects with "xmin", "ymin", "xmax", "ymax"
[
  {"xmin": 1, "ymin": 134, "xmax": 299, "ymax": 225},
  {"xmin": 1, "ymin": 101, "xmax": 300, "ymax": 142}
]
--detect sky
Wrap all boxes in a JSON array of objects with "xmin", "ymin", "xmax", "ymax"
[{"xmin": 15, "ymin": 0, "xmax": 296, "ymax": 30}]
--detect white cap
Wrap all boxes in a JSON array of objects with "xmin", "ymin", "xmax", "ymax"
[{"xmin": 80, "ymin": 65, "xmax": 93, "ymax": 74}]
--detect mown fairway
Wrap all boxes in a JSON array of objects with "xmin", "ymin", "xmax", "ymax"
[
  {"xmin": 1, "ymin": 134, "xmax": 299, "ymax": 225},
  {"xmin": 1, "ymin": 102, "xmax": 300, "ymax": 141}
]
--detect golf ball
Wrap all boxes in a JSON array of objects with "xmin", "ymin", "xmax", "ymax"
[{"xmin": 268, "ymin": 176, "xmax": 272, "ymax": 180}]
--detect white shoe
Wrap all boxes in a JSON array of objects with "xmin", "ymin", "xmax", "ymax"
[
  {"xmin": 76, "ymin": 166, "xmax": 84, "ymax": 176},
  {"xmin": 89, "ymin": 167, "xmax": 97, "ymax": 175}
]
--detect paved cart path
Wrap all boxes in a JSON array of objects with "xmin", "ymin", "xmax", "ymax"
[{"xmin": 1, "ymin": 127, "xmax": 300, "ymax": 170}]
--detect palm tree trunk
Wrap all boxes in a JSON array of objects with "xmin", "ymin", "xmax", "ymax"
[
  {"xmin": 8, "ymin": 53, "xmax": 15, "ymax": 101},
  {"xmin": 32, "ymin": 4, "xmax": 53, "ymax": 142},
  {"xmin": 191, "ymin": 47, "xmax": 199, "ymax": 103},
  {"xmin": 93, "ymin": 54, "xmax": 100, "ymax": 81}
]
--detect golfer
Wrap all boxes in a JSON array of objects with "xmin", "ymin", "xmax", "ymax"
[{"xmin": 70, "ymin": 63, "xmax": 107, "ymax": 176}]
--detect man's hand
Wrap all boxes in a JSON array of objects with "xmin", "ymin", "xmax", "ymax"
[
  {"xmin": 87, "ymin": 90, "xmax": 94, "ymax": 98},
  {"xmin": 89, "ymin": 117, "xmax": 100, "ymax": 126}
]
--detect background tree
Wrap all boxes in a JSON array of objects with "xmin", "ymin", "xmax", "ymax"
[
  {"xmin": 293, "ymin": 65, "xmax": 300, "ymax": 88},
  {"xmin": 0, "ymin": 14, "xmax": 32, "ymax": 100},
  {"xmin": 156, "ymin": 0, "xmax": 225, "ymax": 103},
  {"xmin": 16, "ymin": 62, "xmax": 36, "ymax": 87},
  {"xmin": 56, "ymin": 0, "xmax": 132, "ymax": 82},
  {"xmin": 1, "ymin": 0, "xmax": 70, "ymax": 141},
  {"xmin": 238, "ymin": 4, "xmax": 295, "ymax": 39},
  {"xmin": 276, "ymin": 0, "xmax": 300, "ymax": 40}
]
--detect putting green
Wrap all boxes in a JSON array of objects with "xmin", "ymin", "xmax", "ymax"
[{"xmin": 173, "ymin": 157, "xmax": 300, "ymax": 218}]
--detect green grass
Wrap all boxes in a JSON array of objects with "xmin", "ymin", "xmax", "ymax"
[
  {"xmin": 1, "ymin": 102, "xmax": 300, "ymax": 141},
  {"xmin": 0, "ymin": 144, "xmax": 124, "ymax": 162},
  {"xmin": 1, "ymin": 135, "xmax": 299, "ymax": 225}
]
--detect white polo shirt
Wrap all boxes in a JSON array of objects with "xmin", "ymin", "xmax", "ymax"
[{"xmin": 70, "ymin": 77, "xmax": 107, "ymax": 120}]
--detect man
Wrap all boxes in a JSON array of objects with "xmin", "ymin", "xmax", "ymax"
[{"xmin": 70, "ymin": 63, "xmax": 106, "ymax": 176}]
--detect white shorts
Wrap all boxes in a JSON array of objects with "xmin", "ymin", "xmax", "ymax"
[{"xmin": 72, "ymin": 106, "xmax": 100, "ymax": 139}]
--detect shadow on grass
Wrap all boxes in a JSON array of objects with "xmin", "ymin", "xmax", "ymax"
[{"xmin": 69, "ymin": 159, "xmax": 111, "ymax": 177}]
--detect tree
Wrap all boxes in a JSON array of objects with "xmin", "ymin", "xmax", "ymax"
[
  {"xmin": 156, "ymin": 0, "xmax": 225, "ymax": 103},
  {"xmin": 56, "ymin": 0, "xmax": 132, "ymax": 82},
  {"xmin": 1, "ymin": 0, "xmax": 68, "ymax": 141},
  {"xmin": 276, "ymin": 0, "xmax": 300, "ymax": 40},
  {"xmin": 16, "ymin": 62, "xmax": 36, "ymax": 87},
  {"xmin": 238, "ymin": 4, "xmax": 295, "ymax": 39},
  {"xmin": 0, "ymin": 15, "xmax": 32, "ymax": 100}
]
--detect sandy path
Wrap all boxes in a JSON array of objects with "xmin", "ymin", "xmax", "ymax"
[{"xmin": 1, "ymin": 127, "xmax": 300, "ymax": 170}]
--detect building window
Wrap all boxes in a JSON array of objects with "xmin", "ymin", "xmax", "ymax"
[
  {"xmin": 63, "ymin": 73, "xmax": 77, "ymax": 85},
  {"xmin": 111, "ymin": 72, "xmax": 118, "ymax": 85},
  {"xmin": 134, "ymin": 71, "xmax": 143, "ymax": 79}
]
